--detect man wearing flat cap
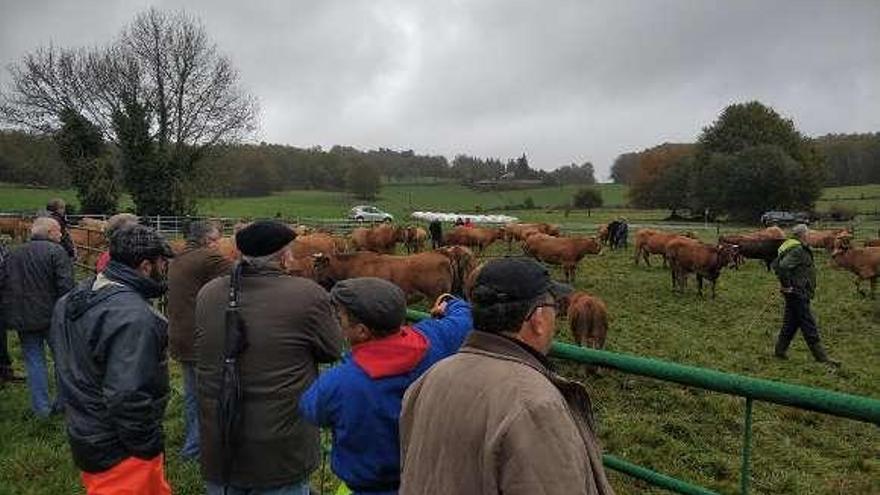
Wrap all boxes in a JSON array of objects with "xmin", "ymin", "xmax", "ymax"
[
  {"xmin": 299, "ymin": 278, "xmax": 472, "ymax": 495},
  {"xmin": 195, "ymin": 220, "xmax": 343, "ymax": 495},
  {"xmin": 51, "ymin": 224, "xmax": 176, "ymax": 494},
  {"xmin": 400, "ymin": 257, "xmax": 614, "ymax": 495}
]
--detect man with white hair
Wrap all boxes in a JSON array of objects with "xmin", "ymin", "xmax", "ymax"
[
  {"xmin": 771, "ymin": 224, "xmax": 838, "ymax": 365},
  {"xmin": 0, "ymin": 216, "xmax": 74, "ymax": 416}
]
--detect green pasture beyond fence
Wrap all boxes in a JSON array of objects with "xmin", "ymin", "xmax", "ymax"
[{"xmin": 405, "ymin": 309, "xmax": 880, "ymax": 495}]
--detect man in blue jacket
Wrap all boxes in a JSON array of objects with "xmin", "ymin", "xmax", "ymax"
[{"xmin": 299, "ymin": 278, "xmax": 472, "ymax": 495}]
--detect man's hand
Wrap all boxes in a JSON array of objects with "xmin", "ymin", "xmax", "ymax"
[{"xmin": 430, "ymin": 293, "xmax": 455, "ymax": 318}]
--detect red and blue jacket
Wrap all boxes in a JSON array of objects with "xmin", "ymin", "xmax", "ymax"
[{"xmin": 298, "ymin": 298, "xmax": 472, "ymax": 494}]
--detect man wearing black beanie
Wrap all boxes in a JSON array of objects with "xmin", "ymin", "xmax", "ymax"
[{"xmin": 195, "ymin": 221, "xmax": 344, "ymax": 495}]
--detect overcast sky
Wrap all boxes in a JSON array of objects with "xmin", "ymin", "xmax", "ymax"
[{"xmin": 1, "ymin": 0, "xmax": 878, "ymax": 180}]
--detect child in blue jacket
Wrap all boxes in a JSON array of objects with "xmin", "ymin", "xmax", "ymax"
[{"xmin": 299, "ymin": 277, "xmax": 472, "ymax": 495}]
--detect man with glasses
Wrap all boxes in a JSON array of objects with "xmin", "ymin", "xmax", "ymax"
[
  {"xmin": 166, "ymin": 221, "xmax": 232, "ymax": 461},
  {"xmin": 399, "ymin": 257, "xmax": 614, "ymax": 495}
]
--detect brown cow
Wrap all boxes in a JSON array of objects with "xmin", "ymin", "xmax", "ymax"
[
  {"xmin": 865, "ymin": 238, "xmax": 880, "ymax": 248},
  {"xmin": 597, "ymin": 224, "xmax": 609, "ymax": 245},
  {"xmin": 633, "ymin": 229, "xmax": 696, "ymax": 267},
  {"xmin": 78, "ymin": 217, "xmax": 108, "ymax": 231},
  {"xmin": 311, "ymin": 251, "xmax": 464, "ymax": 302},
  {"xmin": 402, "ymin": 226, "xmax": 428, "ymax": 253},
  {"xmin": 523, "ymin": 233, "xmax": 601, "ymax": 283},
  {"xmin": 215, "ymin": 237, "xmax": 241, "ymax": 261},
  {"xmin": 350, "ymin": 224, "xmax": 401, "ymax": 254},
  {"xmin": 666, "ymin": 238, "xmax": 738, "ymax": 298},
  {"xmin": 0, "ymin": 216, "xmax": 32, "ymax": 242},
  {"xmin": 291, "ymin": 233, "xmax": 338, "ymax": 258},
  {"xmin": 830, "ymin": 238, "xmax": 880, "ymax": 299},
  {"xmin": 562, "ymin": 291, "xmax": 609, "ymax": 350},
  {"xmin": 804, "ymin": 228, "xmax": 851, "ymax": 251},
  {"xmin": 502, "ymin": 223, "xmax": 560, "ymax": 251},
  {"xmin": 444, "ymin": 226, "xmax": 502, "ymax": 255}
]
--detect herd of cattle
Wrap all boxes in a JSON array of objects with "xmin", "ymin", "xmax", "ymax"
[{"xmin": 2, "ymin": 214, "xmax": 879, "ymax": 350}]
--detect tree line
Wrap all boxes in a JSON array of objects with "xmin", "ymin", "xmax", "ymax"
[
  {"xmin": 611, "ymin": 126, "xmax": 880, "ymax": 201},
  {"xmin": 610, "ymin": 101, "xmax": 828, "ymax": 221}
]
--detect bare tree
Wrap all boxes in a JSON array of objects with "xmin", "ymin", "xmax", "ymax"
[{"xmin": 0, "ymin": 7, "xmax": 258, "ymax": 214}]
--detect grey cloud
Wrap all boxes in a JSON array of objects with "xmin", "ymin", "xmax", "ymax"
[{"xmin": 2, "ymin": 0, "xmax": 878, "ymax": 179}]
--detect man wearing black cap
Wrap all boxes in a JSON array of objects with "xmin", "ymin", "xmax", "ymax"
[
  {"xmin": 195, "ymin": 221, "xmax": 344, "ymax": 495},
  {"xmin": 299, "ymin": 278, "xmax": 472, "ymax": 495},
  {"xmin": 50, "ymin": 224, "xmax": 175, "ymax": 494},
  {"xmin": 399, "ymin": 257, "xmax": 614, "ymax": 495}
]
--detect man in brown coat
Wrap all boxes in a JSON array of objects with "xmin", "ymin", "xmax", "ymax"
[
  {"xmin": 400, "ymin": 257, "xmax": 614, "ymax": 495},
  {"xmin": 195, "ymin": 221, "xmax": 344, "ymax": 495},
  {"xmin": 167, "ymin": 221, "xmax": 231, "ymax": 460}
]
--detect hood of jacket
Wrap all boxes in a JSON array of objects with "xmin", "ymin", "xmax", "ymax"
[{"xmin": 66, "ymin": 261, "xmax": 165, "ymax": 321}]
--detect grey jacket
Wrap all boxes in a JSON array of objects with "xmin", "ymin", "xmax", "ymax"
[
  {"xmin": 1, "ymin": 236, "xmax": 74, "ymax": 332},
  {"xmin": 400, "ymin": 331, "xmax": 614, "ymax": 495}
]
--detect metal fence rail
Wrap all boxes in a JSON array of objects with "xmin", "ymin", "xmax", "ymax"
[{"xmin": 405, "ymin": 309, "xmax": 880, "ymax": 495}]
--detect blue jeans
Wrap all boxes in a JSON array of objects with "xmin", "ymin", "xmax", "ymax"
[
  {"xmin": 181, "ymin": 362, "xmax": 200, "ymax": 459},
  {"xmin": 206, "ymin": 480, "xmax": 310, "ymax": 495},
  {"xmin": 18, "ymin": 331, "xmax": 55, "ymax": 417}
]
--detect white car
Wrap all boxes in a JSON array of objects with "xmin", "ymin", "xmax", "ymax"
[{"xmin": 349, "ymin": 205, "xmax": 393, "ymax": 222}]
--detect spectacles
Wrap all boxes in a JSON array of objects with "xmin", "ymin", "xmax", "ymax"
[{"xmin": 526, "ymin": 301, "xmax": 557, "ymax": 320}]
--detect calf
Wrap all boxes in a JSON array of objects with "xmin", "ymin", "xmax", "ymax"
[
  {"xmin": 563, "ymin": 291, "xmax": 609, "ymax": 350},
  {"xmin": 830, "ymin": 238, "xmax": 880, "ymax": 299},
  {"xmin": 666, "ymin": 238, "xmax": 739, "ymax": 298},
  {"xmin": 523, "ymin": 233, "xmax": 601, "ymax": 283}
]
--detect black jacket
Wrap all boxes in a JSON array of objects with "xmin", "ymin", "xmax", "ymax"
[
  {"xmin": 50, "ymin": 261, "xmax": 170, "ymax": 473},
  {"xmin": 1, "ymin": 237, "xmax": 74, "ymax": 332},
  {"xmin": 50, "ymin": 211, "xmax": 76, "ymax": 259}
]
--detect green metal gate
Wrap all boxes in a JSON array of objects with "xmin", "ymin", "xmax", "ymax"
[{"xmin": 406, "ymin": 309, "xmax": 880, "ymax": 495}]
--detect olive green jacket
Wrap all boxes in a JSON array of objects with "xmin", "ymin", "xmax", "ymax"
[{"xmin": 771, "ymin": 239, "xmax": 816, "ymax": 299}]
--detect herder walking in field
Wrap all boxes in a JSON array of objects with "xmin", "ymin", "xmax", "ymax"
[
  {"xmin": 51, "ymin": 224, "xmax": 175, "ymax": 494},
  {"xmin": 299, "ymin": 279, "xmax": 472, "ymax": 495},
  {"xmin": 399, "ymin": 257, "xmax": 614, "ymax": 495},
  {"xmin": 771, "ymin": 224, "xmax": 839, "ymax": 365},
  {"xmin": 166, "ymin": 221, "xmax": 231, "ymax": 461},
  {"xmin": 1, "ymin": 217, "xmax": 74, "ymax": 416},
  {"xmin": 195, "ymin": 221, "xmax": 343, "ymax": 495}
]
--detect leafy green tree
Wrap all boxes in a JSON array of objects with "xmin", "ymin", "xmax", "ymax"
[
  {"xmin": 346, "ymin": 161, "xmax": 381, "ymax": 200},
  {"xmin": 573, "ymin": 187, "xmax": 603, "ymax": 216},
  {"xmin": 54, "ymin": 109, "xmax": 120, "ymax": 213},
  {"xmin": 692, "ymin": 101, "xmax": 824, "ymax": 218}
]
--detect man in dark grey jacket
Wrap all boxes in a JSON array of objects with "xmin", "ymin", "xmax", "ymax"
[
  {"xmin": 1, "ymin": 216, "xmax": 73, "ymax": 416},
  {"xmin": 51, "ymin": 224, "xmax": 175, "ymax": 493},
  {"xmin": 196, "ymin": 221, "xmax": 343, "ymax": 495}
]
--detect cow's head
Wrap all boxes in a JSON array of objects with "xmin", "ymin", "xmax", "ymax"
[
  {"xmin": 716, "ymin": 243, "xmax": 740, "ymax": 268},
  {"xmin": 831, "ymin": 236, "xmax": 852, "ymax": 257}
]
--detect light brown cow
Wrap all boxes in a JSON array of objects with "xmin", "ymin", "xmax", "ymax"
[
  {"xmin": 444, "ymin": 226, "xmax": 502, "ymax": 255},
  {"xmin": 666, "ymin": 238, "xmax": 739, "ymax": 298},
  {"xmin": 633, "ymin": 229, "xmax": 696, "ymax": 267},
  {"xmin": 804, "ymin": 228, "xmax": 851, "ymax": 251},
  {"xmin": 502, "ymin": 223, "xmax": 560, "ymax": 250},
  {"xmin": 830, "ymin": 238, "xmax": 880, "ymax": 299},
  {"xmin": 78, "ymin": 217, "xmax": 108, "ymax": 231},
  {"xmin": 350, "ymin": 224, "xmax": 401, "ymax": 254},
  {"xmin": 523, "ymin": 233, "xmax": 601, "ymax": 283},
  {"xmin": 311, "ymin": 250, "xmax": 468, "ymax": 302},
  {"xmin": 0, "ymin": 216, "xmax": 32, "ymax": 242},
  {"xmin": 402, "ymin": 226, "xmax": 428, "ymax": 253},
  {"xmin": 215, "ymin": 237, "xmax": 241, "ymax": 261},
  {"xmin": 291, "ymin": 233, "xmax": 338, "ymax": 258},
  {"xmin": 563, "ymin": 291, "xmax": 609, "ymax": 350}
]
